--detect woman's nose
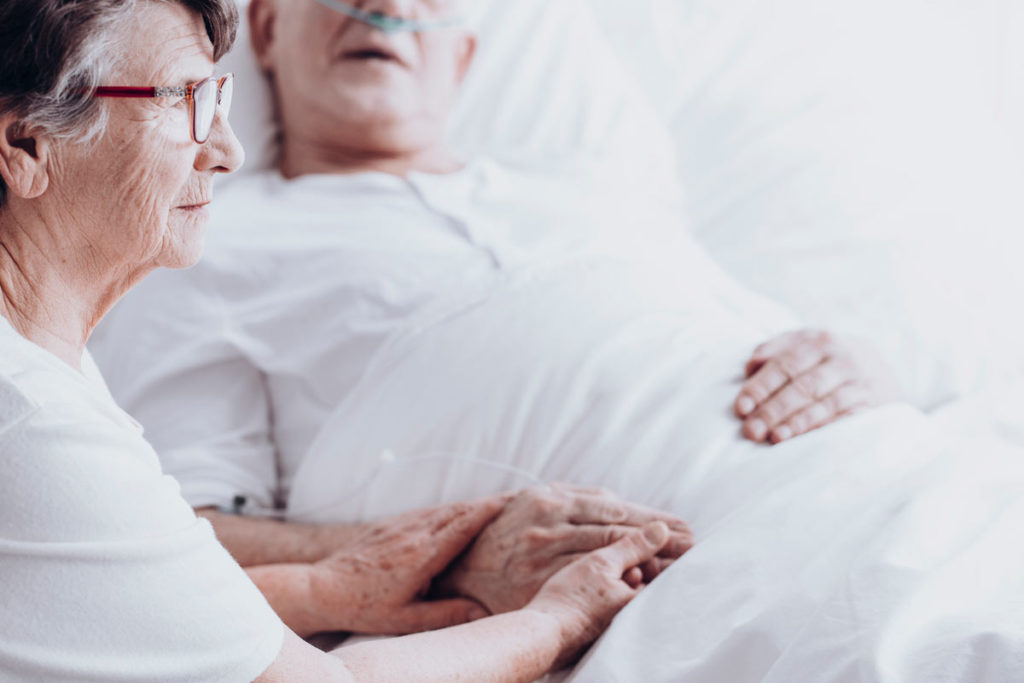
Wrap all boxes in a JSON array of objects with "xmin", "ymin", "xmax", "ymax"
[{"xmin": 197, "ymin": 110, "xmax": 245, "ymax": 175}]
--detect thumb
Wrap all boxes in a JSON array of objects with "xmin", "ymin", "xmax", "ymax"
[
  {"xmin": 394, "ymin": 599, "xmax": 490, "ymax": 633},
  {"xmin": 598, "ymin": 521, "xmax": 670, "ymax": 573}
]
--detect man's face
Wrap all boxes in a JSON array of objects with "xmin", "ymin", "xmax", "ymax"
[{"xmin": 252, "ymin": 0, "xmax": 475, "ymax": 158}]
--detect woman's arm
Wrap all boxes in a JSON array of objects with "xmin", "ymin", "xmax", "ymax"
[
  {"xmin": 226, "ymin": 487, "xmax": 692, "ymax": 637},
  {"xmin": 244, "ymin": 497, "xmax": 505, "ymax": 637}
]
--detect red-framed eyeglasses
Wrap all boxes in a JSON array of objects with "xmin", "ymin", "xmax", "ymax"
[{"xmin": 92, "ymin": 73, "xmax": 234, "ymax": 144}]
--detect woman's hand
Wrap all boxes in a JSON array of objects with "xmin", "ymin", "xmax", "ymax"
[
  {"xmin": 435, "ymin": 483, "xmax": 692, "ymax": 614},
  {"xmin": 734, "ymin": 329, "xmax": 902, "ymax": 444},
  {"xmin": 307, "ymin": 496, "xmax": 507, "ymax": 635},
  {"xmin": 526, "ymin": 521, "xmax": 672, "ymax": 668}
]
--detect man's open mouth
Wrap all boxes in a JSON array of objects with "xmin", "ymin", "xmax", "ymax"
[{"xmin": 345, "ymin": 48, "xmax": 398, "ymax": 62}]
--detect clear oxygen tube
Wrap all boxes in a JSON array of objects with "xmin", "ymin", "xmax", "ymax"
[{"xmin": 312, "ymin": 0, "xmax": 465, "ymax": 33}]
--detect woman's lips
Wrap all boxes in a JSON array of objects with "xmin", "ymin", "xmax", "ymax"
[{"xmin": 176, "ymin": 202, "xmax": 210, "ymax": 217}]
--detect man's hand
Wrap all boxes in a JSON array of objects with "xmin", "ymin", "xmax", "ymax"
[
  {"xmin": 307, "ymin": 496, "xmax": 507, "ymax": 635},
  {"xmin": 734, "ymin": 329, "xmax": 902, "ymax": 444},
  {"xmin": 434, "ymin": 483, "xmax": 693, "ymax": 615}
]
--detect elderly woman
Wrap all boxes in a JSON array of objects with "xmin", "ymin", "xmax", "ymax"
[{"xmin": 0, "ymin": 0, "xmax": 674, "ymax": 680}]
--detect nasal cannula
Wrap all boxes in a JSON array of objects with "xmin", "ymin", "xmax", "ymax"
[{"xmin": 312, "ymin": 0, "xmax": 465, "ymax": 34}]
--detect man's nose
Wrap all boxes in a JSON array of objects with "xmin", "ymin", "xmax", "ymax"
[{"xmin": 363, "ymin": 0, "xmax": 416, "ymax": 18}]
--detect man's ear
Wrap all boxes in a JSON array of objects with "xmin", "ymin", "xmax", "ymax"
[
  {"xmin": 249, "ymin": 0, "xmax": 280, "ymax": 73},
  {"xmin": 0, "ymin": 115, "xmax": 50, "ymax": 200},
  {"xmin": 455, "ymin": 33, "xmax": 477, "ymax": 84}
]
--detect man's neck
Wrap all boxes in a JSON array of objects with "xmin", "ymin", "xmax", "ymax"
[
  {"xmin": 279, "ymin": 138, "xmax": 464, "ymax": 179},
  {"xmin": 0, "ymin": 215, "xmax": 131, "ymax": 371}
]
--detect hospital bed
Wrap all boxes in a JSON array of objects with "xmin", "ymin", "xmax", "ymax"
[{"xmin": 219, "ymin": 1, "xmax": 1024, "ymax": 680}]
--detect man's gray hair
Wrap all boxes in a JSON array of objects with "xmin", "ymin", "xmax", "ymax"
[{"xmin": 0, "ymin": 0, "xmax": 239, "ymax": 209}]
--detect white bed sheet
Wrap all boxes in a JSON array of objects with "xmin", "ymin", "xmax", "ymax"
[
  {"xmin": 300, "ymin": 374, "xmax": 1024, "ymax": 681},
  {"xmin": 568, "ymin": 388, "xmax": 1024, "ymax": 682}
]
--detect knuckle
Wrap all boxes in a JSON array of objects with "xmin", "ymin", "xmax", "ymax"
[
  {"xmin": 600, "ymin": 502, "xmax": 628, "ymax": 523},
  {"xmin": 786, "ymin": 413, "xmax": 807, "ymax": 433},
  {"xmin": 791, "ymin": 373, "xmax": 819, "ymax": 399},
  {"xmin": 809, "ymin": 401, "xmax": 831, "ymax": 423},
  {"xmin": 523, "ymin": 527, "xmax": 555, "ymax": 549},
  {"xmin": 776, "ymin": 353, "xmax": 805, "ymax": 379},
  {"xmin": 588, "ymin": 553, "xmax": 615, "ymax": 575},
  {"xmin": 756, "ymin": 400, "xmax": 783, "ymax": 425},
  {"xmin": 603, "ymin": 526, "xmax": 624, "ymax": 546},
  {"xmin": 823, "ymin": 392, "xmax": 844, "ymax": 415},
  {"xmin": 743, "ymin": 378, "xmax": 772, "ymax": 403}
]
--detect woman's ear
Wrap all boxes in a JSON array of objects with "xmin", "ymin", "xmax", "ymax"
[{"xmin": 0, "ymin": 115, "xmax": 50, "ymax": 200}]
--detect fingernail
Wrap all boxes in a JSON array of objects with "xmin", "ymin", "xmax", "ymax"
[
  {"xmin": 737, "ymin": 396, "xmax": 755, "ymax": 416},
  {"xmin": 747, "ymin": 419, "xmax": 767, "ymax": 440},
  {"xmin": 469, "ymin": 606, "xmax": 489, "ymax": 621},
  {"xmin": 773, "ymin": 426, "xmax": 792, "ymax": 441}
]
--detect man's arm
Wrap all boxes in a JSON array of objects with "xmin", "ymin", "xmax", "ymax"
[
  {"xmin": 237, "ymin": 498, "xmax": 505, "ymax": 638},
  {"xmin": 198, "ymin": 508, "xmax": 363, "ymax": 566}
]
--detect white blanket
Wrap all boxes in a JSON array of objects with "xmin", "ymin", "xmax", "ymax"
[
  {"xmin": 570, "ymin": 397, "xmax": 1024, "ymax": 682},
  {"xmin": 290, "ymin": 293, "xmax": 1024, "ymax": 681}
]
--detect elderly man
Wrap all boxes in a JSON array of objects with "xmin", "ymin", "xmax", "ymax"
[{"xmin": 91, "ymin": 0, "xmax": 899, "ymax": 640}]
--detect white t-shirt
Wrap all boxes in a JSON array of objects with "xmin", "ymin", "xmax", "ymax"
[
  {"xmin": 0, "ymin": 316, "xmax": 283, "ymax": 681},
  {"xmin": 90, "ymin": 157, "xmax": 798, "ymax": 519}
]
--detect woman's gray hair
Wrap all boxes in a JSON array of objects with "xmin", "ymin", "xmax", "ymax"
[{"xmin": 0, "ymin": 0, "xmax": 238, "ymax": 209}]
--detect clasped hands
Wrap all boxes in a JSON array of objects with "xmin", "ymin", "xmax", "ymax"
[{"xmin": 306, "ymin": 483, "xmax": 693, "ymax": 636}]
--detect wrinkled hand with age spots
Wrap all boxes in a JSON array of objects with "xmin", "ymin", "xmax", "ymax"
[
  {"xmin": 436, "ymin": 483, "xmax": 693, "ymax": 615},
  {"xmin": 527, "ymin": 521, "xmax": 674, "ymax": 668},
  {"xmin": 308, "ymin": 496, "xmax": 507, "ymax": 635},
  {"xmin": 735, "ymin": 329, "xmax": 902, "ymax": 444}
]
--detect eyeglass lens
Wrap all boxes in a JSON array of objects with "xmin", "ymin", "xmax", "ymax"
[{"xmin": 192, "ymin": 75, "xmax": 233, "ymax": 143}]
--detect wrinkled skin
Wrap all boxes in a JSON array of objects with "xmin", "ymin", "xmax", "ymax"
[
  {"xmin": 435, "ymin": 483, "xmax": 694, "ymax": 614},
  {"xmin": 309, "ymin": 495, "xmax": 508, "ymax": 634},
  {"xmin": 525, "ymin": 521, "xmax": 673, "ymax": 669}
]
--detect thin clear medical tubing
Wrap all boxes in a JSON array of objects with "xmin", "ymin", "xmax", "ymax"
[{"xmin": 312, "ymin": 0, "xmax": 463, "ymax": 33}]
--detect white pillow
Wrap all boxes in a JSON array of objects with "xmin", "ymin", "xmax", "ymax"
[
  {"xmin": 590, "ymin": 0, "xmax": 1024, "ymax": 408},
  {"xmin": 219, "ymin": 0, "xmax": 678, "ymax": 199}
]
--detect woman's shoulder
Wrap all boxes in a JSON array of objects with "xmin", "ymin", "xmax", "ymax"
[{"xmin": 0, "ymin": 333, "xmax": 195, "ymax": 545}]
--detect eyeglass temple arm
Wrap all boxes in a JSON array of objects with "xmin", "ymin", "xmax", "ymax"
[{"xmin": 91, "ymin": 86, "xmax": 160, "ymax": 98}]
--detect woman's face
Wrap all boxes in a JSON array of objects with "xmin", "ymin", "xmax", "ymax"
[{"xmin": 47, "ymin": 0, "xmax": 243, "ymax": 274}]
